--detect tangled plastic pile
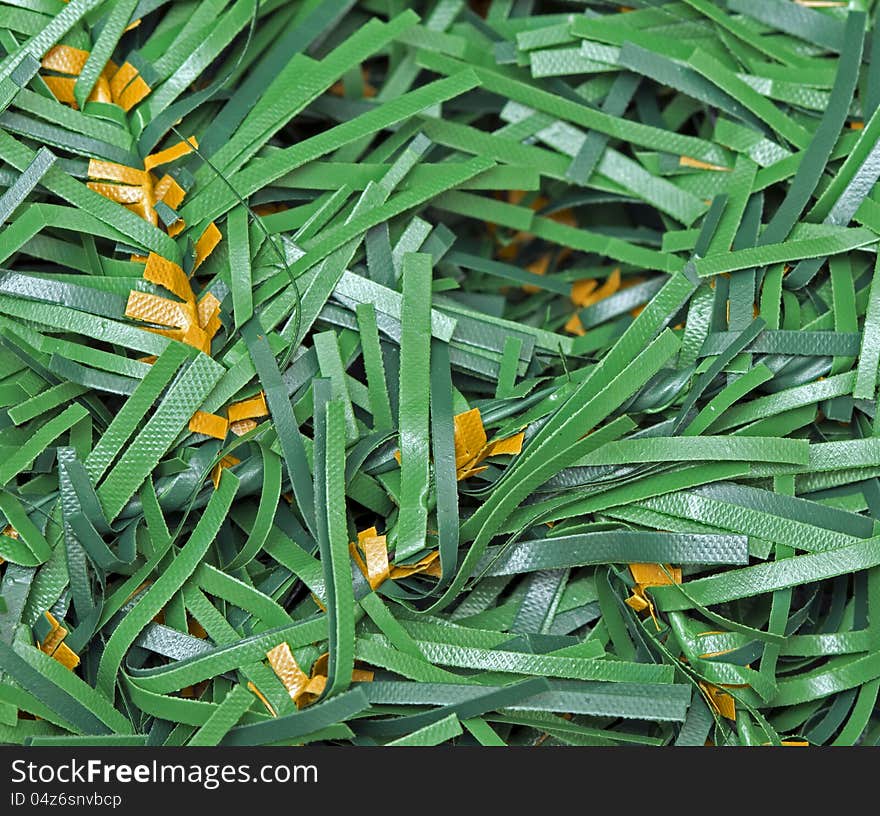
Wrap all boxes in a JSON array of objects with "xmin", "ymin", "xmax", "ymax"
[{"xmin": 2, "ymin": 0, "xmax": 880, "ymax": 746}]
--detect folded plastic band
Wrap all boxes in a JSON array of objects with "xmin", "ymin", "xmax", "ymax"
[
  {"xmin": 350, "ymin": 527, "xmax": 391, "ymax": 590},
  {"xmin": 266, "ymin": 642, "xmax": 311, "ymax": 703},
  {"xmin": 700, "ymin": 682, "xmax": 736, "ymax": 721},
  {"xmin": 211, "ymin": 455, "xmax": 240, "ymax": 489},
  {"xmin": 350, "ymin": 527, "xmax": 441, "ymax": 589},
  {"xmin": 143, "ymin": 253, "xmax": 194, "ymax": 305},
  {"xmin": 39, "ymin": 612, "xmax": 80, "ymax": 671},
  {"xmin": 267, "ymin": 644, "xmax": 372, "ymax": 710},
  {"xmin": 153, "ymin": 175, "xmax": 186, "ymax": 210},
  {"xmin": 625, "ymin": 563, "xmax": 682, "ymax": 630},
  {"xmin": 453, "ymin": 407, "xmax": 525, "ymax": 480}
]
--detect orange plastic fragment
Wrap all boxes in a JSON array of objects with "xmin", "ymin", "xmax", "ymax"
[
  {"xmin": 88, "ymin": 158, "xmax": 147, "ymax": 185},
  {"xmin": 228, "ymin": 392, "xmax": 269, "ymax": 422},
  {"xmin": 40, "ymin": 615, "xmax": 67, "ymax": 656},
  {"xmin": 700, "ymin": 682, "xmax": 737, "ymax": 721},
  {"xmin": 453, "ymin": 407, "xmax": 524, "ymax": 480},
  {"xmin": 39, "ymin": 612, "xmax": 80, "ymax": 670},
  {"xmin": 267, "ymin": 645, "xmax": 372, "ymax": 710},
  {"xmin": 194, "ymin": 222, "xmax": 222, "ymax": 270},
  {"xmin": 86, "ymin": 181, "xmax": 144, "ymax": 204},
  {"xmin": 523, "ymin": 253, "xmax": 551, "ymax": 294},
  {"xmin": 349, "ymin": 527, "xmax": 391, "ymax": 590},
  {"xmin": 389, "ymin": 549, "xmax": 441, "ymax": 580},
  {"xmin": 629, "ymin": 563, "xmax": 682, "ymax": 587},
  {"xmin": 143, "ymin": 137, "xmax": 198, "ymax": 172},
  {"xmin": 42, "ymin": 75, "xmax": 77, "ymax": 106},
  {"xmin": 572, "ymin": 267, "xmax": 621, "ymax": 308},
  {"xmin": 143, "ymin": 253, "xmax": 194, "ymax": 304},
  {"xmin": 125, "ymin": 291, "xmax": 192, "ymax": 330},
  {"xmin": 230, "ymin": 419, "xmax": 258, "ymax": 436},
  {"xmin": 153, "ymin": 174, "xmax": 187, "ymax": 209},
  {"xmin": 211, "ymin": 455, "xmax": 240, "ymax": 489},
  {"xmin": 679, "ymin": 156, "xmax": 731, "ymax": 172},
  {"xmin": 625, "ymin": 564, "xmax": 681, "ymax": 630},
  {"xmin": 197, "ymin": 292, "xmax": 222, "ymax": 337},
  {"xmin": 267, "ymin": 642, "xmax": 311, "ymax": 702},
  {"xmin": 108, "ymin": 61, "xmax": 138, "ymax": 99},
  {"xmin": 41, "ymin": 45, "xmax": 89, "ymax": 75},
  {"xmin": 51, "ymin": 642, "xmax": 81, "ymax": 670},
  {"xmin": 350, "ymin": 527, "xmax": 440, "ymax": 588},
  {"xmin": 247, "ymin": 682, "xmax": 277, "ymax": 717},
  {"xmin": 188, "ymin": 411, "xmax": 228, "ymax": 439}
]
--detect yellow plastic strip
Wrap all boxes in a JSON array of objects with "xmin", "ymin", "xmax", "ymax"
[
  {"xmin": 453, "ymin": 407, "xmax": 524, "ymax": 479},
  {"xmin": 42, "ymin": 75, "xmax": 77, "ymax": 106},
  {"xmin": 153, "ymin": 174, "xmax": 186, "ymax": 209},
  {"xmin": 194, "ymin": 222, "xmax": 222, "ymax": 270},
  {"xmin": 125, "ymin": 291, "xmax": 193, "ymax": 329},
  {"xmin": 144, "ymin": 137, "xmax": 198, "ymax": 172},
  {"xmin": 228, "ymin": 392, "xmax": 268, "ymax": 422},
  {"xmin": 246, "ymin": 682, "xmax": 276, "ymax": 717},
  {"xmin": 86, "ymin": 181, "xmax": 143, "ymax": 204},
  {"xmin": 266, "ymin": 642, "xmax": 310, "ymax": 702},
  {"xmin": 188, "ymin": 410, "xmax": 228, "ymax": 439},
  {"xmin": 629, "ymin": 563, "xmax": 682, "ymax": 587},
  {"xmin": 39, "ymin": 612, "xmax": 80, "ymax": 670},
  {"xmin": 700, "ymin": 682, "xmax": 736, "ymax": 721},
  {"xmin": 485, "ymin": 431, "xmax": 525, "ymax": 457},
  {"xmin": 389, "ymin": 550, "xmax": 441, "ymax": 580},
  {"xmin": 143, "ymin": 253, "xmax": 194, "ymax": 304},
  {"xmin": 626, "ymin": 564, "xmax": 682, "ymax": 630},
  {"xmin": 679, "ymin": 156, "xmax": 731, "ymax": 172},
  {"xmin": 51, "ymin": 642, "xmax": 81, "ymax": 670},
  {"xmin": 40, "ymin": 612, "xmax": 67, "ymax": 655},
  {"xmin": 197, "ymin": 292, "xmax": 222, "ymax": 337},
  {"xmin": 362, "ymin": 533, "xmax": 391, "ymax": 590},
  {"xmin": 41, "ymin": 45, "xmax": 89, "ymax": 75},
  {"xmin": 117, "ymin": 75, "xmax": 151, "ymax": 110},
  {"xmin": 88, "ymin": 159, "xmax": 147, "ymax": 185},
  {"xmin": 211, "ymin": 455, "xmax": 240, "ymax": 489},
  {"xmin": 454, "ymin": 408, "xmax": 488, "ymax": 475},
  {"xmin": 572, "ymin": 267, "xmax": 621, "ymax": 307},
  {"xmin": 108, "ymin": 61, "xmax": 138, "ymax": 99},
  {"xmin": 181, "ymin": 322, "xmax": 211, "ymax": 355}
]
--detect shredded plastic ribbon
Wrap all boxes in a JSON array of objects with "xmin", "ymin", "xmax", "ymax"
[{"xmin": 4, "ymin": 0, "xmax": 880, "ymax": 750}]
